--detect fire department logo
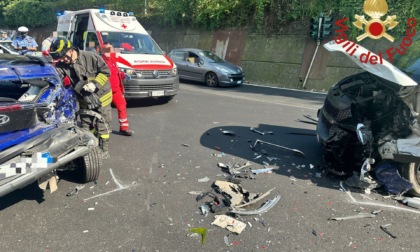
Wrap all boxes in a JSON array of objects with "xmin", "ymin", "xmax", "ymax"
[{"xmin": 353, "ymin": 0, "xmax": 398, "ymax": 42}]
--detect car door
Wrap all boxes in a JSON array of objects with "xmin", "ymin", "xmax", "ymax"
[
  {"xmin": 185, "ymin": 52, "xmax": 206, "ymax": 81},
  {"xmin": 170, "ymin": 51, "xmax": 189, "ymax": 79}
]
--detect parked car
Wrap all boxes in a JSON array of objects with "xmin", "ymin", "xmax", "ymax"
[
  {"xmin": 0, "ymin": 54, "xmax": 102, "ymax": 198},
  {"xmin": 317, "ymin": 40, "xmax": 420, "ymax": 195},
  {"xmin": 0, "ymin": 40, "xmax": 18, "ymax": 55},
  {"xmin": 168, "ymin": 48, "xmax": 244, "ymax": 87}
]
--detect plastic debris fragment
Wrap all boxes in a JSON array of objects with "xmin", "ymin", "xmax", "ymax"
[
  {"xmin": 222, "ymin": 130, "xmax": 236, "ymax": 136},
  {"xmin": 211, "ymin": 215, "xmax": 246, "ymax": 234},
  {"xmin": 231, "ymin": 195, "xmax": 281, "ymax": 215},
  {"xmin": 251, "ymin": 139, "xmax": 305, "ymax": 157},
  {"xmin": 251, "ymin": 168, "xmax": 274, "ymax": 174},
  {"xmin": 402, "ymin": 197, "xmax": 420, "ymax": 209},
  {"xmin": 200, "ymin": 204, "xmax": 210, "ymax": 217},
  {"xmin": 329, "ymin": 213, "xmax": 376, "ymax": 221},
  {"xmin": 198, "ymin": 177, "xmax": 210, "ymax": 182},
  {"xmin": 380, "ymin": 224, "xmax": 397, "ymax": 238},
  {"xmin": 189, "ymin": 227, "xmax": 207, "ymax": 247},
  {"xmin": 66, "ymin": 185, "xmax": 85, "ymax": 197}
]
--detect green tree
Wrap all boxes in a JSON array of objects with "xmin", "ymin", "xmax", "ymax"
[{"xmin": 3, "ymin": 0, "xmax": 56, "ymax": 28}]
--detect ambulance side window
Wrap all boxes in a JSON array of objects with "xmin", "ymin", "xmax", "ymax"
[{"xmin": 85, "ymin": 32, "xmax": 99, "ymax": 52}]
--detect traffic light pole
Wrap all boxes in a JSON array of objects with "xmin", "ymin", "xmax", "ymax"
[{"xmin": 303, "ymin": 16, "xmax": 323, "ymax": 89}]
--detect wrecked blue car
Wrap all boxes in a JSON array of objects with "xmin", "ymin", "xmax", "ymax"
[{"xmin": 0, "ymin": 54, "xmax": 102, "ymax": 197}]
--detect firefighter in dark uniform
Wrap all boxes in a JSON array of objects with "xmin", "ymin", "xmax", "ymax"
[{"xmin": 49, "ymin": 37, "xmax": 113, "ymax": 159}]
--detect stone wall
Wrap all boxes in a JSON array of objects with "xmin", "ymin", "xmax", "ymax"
[{"xmin": 150, "ymin": 26, "xmax": 396, "ymax": 91}]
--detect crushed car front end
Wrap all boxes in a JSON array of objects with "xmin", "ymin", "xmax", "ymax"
[{"xmin": 0, "ymin": 55, "xmax": 101, "ymax": 197}]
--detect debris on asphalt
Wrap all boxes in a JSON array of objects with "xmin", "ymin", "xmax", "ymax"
[
  {"xmin": 329, "ymin": 213, "xmax": 377, "ymax": 221},
  {"xmin": 88, "ymin": 208, "xmax": 95, "ymax": 211},
  {"xmin": 83, "ymin": 230, "xmax": 89, "ymax": 233},
  {"xmin": 222, "ymin": 130, "xmax": 236, "ymax": 136},
  {"xmin": 402, "ymin": 197, "xmax": 420, "ymax": 209},
  {"xmin": 235, "ymin": 188, "xmax": 276, "ymax": 208},
  {"xmin": 251, "ymin": 139, "xmax": 305, "ymax": 157},
  {"xmin": 214, "ymin": 180, "xmax": 253, "ymax": 206},
  {"xmin": 380, "ymin": 224, "xmax": 397, "ymax": 239},
  {"xmin": 189, "ymin": 227, "xmax": 207, "ymax": 247},
  {"xmin": 188, "ymin": 191, "xmax": 203, "ymax": 195},
  {"xmin": 250, "ymin": 127, "xmax": 273, "ymax": 135},
  {"xmin": 251, "ymin": 168, "xmax": 274, "ymax": 174},
  {"xmin": 236, "ymin": 161, "xmax": 252, "ymax": 171},
  {"xmin": 66, "ymin": 185, "xmax": 85, "ymax": 197},
  {"xmin": 230, "ymin": 195, "xmax": 281, "ymax": 215},
  {"xmin": 182, "ymin": 143, "xmax": 190, "ymax": 147},
  {"xmin": 211, "ymin": 215, "xmax": 246, "ymax": 234},
  {"xmin": 212, "ymin": 152, "xmax": 226, "ymax": 158},
  {"xmin": 224, "ymin": 236, "xmax": 231, "ymax": 246},
  {"xmin": 198, "ymin": 177, "xmax": 210, "ymax": 182},
  {"xmin": 200, "ymin": 204, "xmax": 210, "ymax": 216}
]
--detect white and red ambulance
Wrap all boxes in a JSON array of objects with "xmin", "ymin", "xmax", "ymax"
[{"xmin": 56, "ymin": 8, "xmax": 179, "ymax": 102}]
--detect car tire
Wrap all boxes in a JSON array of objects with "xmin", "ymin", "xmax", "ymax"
[
  {"xmin": 400, "ymin": 163, "xmax": 420, "ymax": 196},
  {"xmin": 205, "ymin": 72, "xmax": 218, "ymax": 87},
  {"xmin": 77, "ymin": 147, "xmax": 103, "ymax": 183}
]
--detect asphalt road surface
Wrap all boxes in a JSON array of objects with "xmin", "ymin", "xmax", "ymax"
[{"xmin": 1, "ymin": 82, "xmax": 420, "ymax": 252}]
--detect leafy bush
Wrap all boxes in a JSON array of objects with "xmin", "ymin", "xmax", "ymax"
[{"xmin": 3, "ymin": 0, "xmax": 56, "ymax": 28}]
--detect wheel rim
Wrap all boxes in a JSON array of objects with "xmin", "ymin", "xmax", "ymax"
[{"xmin": 206, "ymin": 73, "xmax": 217, "ymax": 86}]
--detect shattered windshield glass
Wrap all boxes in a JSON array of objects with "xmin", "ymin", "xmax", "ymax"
[{"xmin": 100, "ymin": 32, "xmax": 163, "ymax": 55}]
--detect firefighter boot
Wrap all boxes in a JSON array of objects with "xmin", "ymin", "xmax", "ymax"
[{"xmin": 99, "ymin": 137, "xmax": 110, "ymax": 160}]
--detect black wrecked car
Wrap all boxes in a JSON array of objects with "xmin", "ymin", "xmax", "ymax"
[{"xmin": 317, "ymin": 39, "xmax": 420, "ymax": 196}]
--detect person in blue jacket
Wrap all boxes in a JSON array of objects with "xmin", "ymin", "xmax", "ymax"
[
  {"xmin": 0, "ymin": 31, "xmax": 11, "ymax": 41},
  {"xmin": 12, "ymin": 26, "xmax": 38, "ymax": 55}
]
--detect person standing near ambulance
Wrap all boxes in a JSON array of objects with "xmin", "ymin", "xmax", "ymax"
[
  {"xmin": 49, "ymin": 37, "xmax": 113, "ymax": 159},
  {"xmin": 101, "ymin": 42, "xmax": 133, "ymax": 136},
  {"xmin": 12, "ymin": 26, "xmax": 38, "ymax": 55}
]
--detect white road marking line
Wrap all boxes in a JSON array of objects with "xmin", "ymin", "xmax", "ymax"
[{"xmin": 83, "ymin": 169, "xmax": 135, "ymax": 202}]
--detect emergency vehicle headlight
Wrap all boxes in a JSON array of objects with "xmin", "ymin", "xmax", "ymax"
[
  {"xmin": 126, "ymin": 69, "xmax": 134, "ymax": 75},
  {"xmin": 172, "ymin": 66, "xmax": 177, "ymax": 76},
  {"xmin": 56, "ymin": 12, "xmax": 62, "ymax": 16},
  {"xmin": 99, "ymin": 8, "xmax": 105, "ymax": 14}
]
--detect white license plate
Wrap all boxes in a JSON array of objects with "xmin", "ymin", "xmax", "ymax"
[
  {"xmin": 152, "ymin": 90, "xmax": 165, "ymax": 97},
  {"xmin": 237, "ymin": 80, "xmax": 242, "ymax": 84}
]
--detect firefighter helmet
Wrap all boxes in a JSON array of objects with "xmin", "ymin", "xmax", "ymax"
[{"xmin": 49, "ymin": 37, "xmax": 73, "ymax": 59}]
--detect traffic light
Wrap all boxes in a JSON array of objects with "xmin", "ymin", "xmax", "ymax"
[
  {"xmin": 310, "ymin": 18, "xmax": 320, "ymax": 39},
  {"xmin": 321, "ymin": 16, "xmax": 333, "ymax": 39}
]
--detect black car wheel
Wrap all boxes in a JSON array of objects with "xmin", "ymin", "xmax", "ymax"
[
  {"xmin": 205, "ymin": 72, "xmax": 218, "ymax": 87},
  {"xmin": 400, "ymin": 163, "xmax": 420, "ymax": 196},
  {"xmin": 77, "ymin": 147, "xmax": 102, "ymax": 183}
]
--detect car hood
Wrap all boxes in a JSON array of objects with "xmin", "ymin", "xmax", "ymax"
[
  {"xmin": 324, "ymin": 40, "xmax": 417, "ymax": 87},
  {"xmin": 213, "ymin": 62, "xmax": 243, "ymax": 74}
]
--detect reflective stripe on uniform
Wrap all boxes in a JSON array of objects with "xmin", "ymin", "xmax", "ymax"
[
  {"xmin": 95, "ymin": 73, "xmax": 108, "ymax": 86},
  {"xmin": 100, "ymin": 134, "xmax": 110, "ymax": 139},
  {"xmin": 100, "ymin": 91, "xmax": 112, "ymax": 107}
]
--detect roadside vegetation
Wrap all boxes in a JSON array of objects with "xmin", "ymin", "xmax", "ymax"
[{"xmin": 0, "ymin": 0, "xmax": 418, "ymax": 39}]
